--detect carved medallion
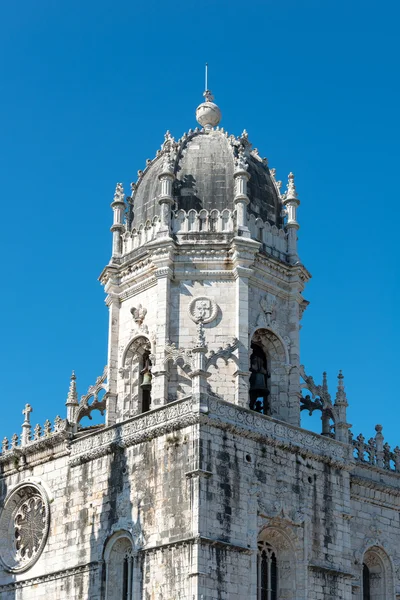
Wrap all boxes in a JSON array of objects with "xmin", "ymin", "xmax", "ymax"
[
  {"xmin": 0, "ymin": 483, "xmax": 50, "ymax": 573},
  {"xmin": 188, "ymin": 296, "xmax": 218, "ymax": 324}
]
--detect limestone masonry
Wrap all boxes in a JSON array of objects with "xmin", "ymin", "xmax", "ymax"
[{"xmin": 0, "ymin": 91, "xmax": 398, "ymax": 600}]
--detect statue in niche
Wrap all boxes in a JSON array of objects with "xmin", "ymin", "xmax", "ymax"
[{"xmin": 249, "ymin": 343, "xmax": 270, "ymax": 414}]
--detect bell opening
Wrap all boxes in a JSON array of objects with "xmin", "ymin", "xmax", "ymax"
[
  {"xmin": 140, "ymin": 350, "xmax": 152, "ymax": 413},
  {"xmin": 249, "ymin": 342, "xmax": 270, "ymax": 415}
]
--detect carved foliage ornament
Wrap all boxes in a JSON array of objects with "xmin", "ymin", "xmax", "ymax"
[
  {"xmin": 0, "ymin": 483, "xmax": 50, "ymax": 573},
  {"xmin": 188, "ymin": 296, "xmax": 219, "ymax": 324}
]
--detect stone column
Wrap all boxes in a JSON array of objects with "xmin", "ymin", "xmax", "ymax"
[
  {"xmin": 110, "ymin": 182, "xmax": 126, "ymax": 258},
  {"xmin": 190, "ymin": 322, "xmax": 210, "ymax": 410},
  {"xmin": 158, "ymin": 154, "xmax": 175, "ymax": 236},
  {"xmin": 231, "ymin": 237, "xmax": 260, "ymax": 407},
  {"xmin": 147, "ymin": 239, "xmax": 175, "ymax": 406},
  {"xmin": 233, "ymin": 148, "xmax": 250, "ymax": 236},
  {"xmin": 334, "ymin": 370, "xmax": 350, "ymax": 443},
  {"xmin": 105, "ymin": 288, "xmax": 120, "ymax": 425},
  {"xmin": 283, "ymin": 172, "xmax": 300, "ymax": 265}
]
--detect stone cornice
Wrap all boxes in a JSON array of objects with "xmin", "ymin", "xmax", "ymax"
[
  {"xmin": 308, "ymin": 564, "xmax": 354, "ymax": 579},
  {"xmin": 0, "ymin": 561, "xmax": 99, "ymax": 592},
  {"xmin": 204, "ymin": 398, "xmax": 352, "ymax": 469},
  {"xmin": 351, "ymin": 474, "xmax": 400, "ymax": 507},
  {"xmin": 142, "ymin": 534, "xmax": 252, "ymax": 555},
  {"xmin": 69, "ymin": 399, "xmax": 196, "ymax": 466},
  {"xmin": 67, "ymin": 396, "xmax": 355, "ymax": 471}
]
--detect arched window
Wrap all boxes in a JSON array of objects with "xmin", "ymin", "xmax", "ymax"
[
  {"xmin": 249, "ymin": 342, "xmax": 270, "ymax": 415},
  {"xmin": 104, "ymin": 532, "xmax": 141, "ymax": 600},
  {"xmin": 362, "ymin": 546, "xmax": 393, "ymax": 600},
  {"xmin": 249, "ymin": 328, "xmax": 289, "ymax": 419},
  {"xmin": 121, "ymin": 336, "xmax": 152, "ymax": 417},
  {"xmin": 363, "ymin": 563, "xmax": 371, "ymax": 600},
  {"xmin": 257, "ymin": 540, "xmax": 278, "ymax": 600}
]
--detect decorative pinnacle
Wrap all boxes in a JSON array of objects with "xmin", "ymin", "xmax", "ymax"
[
  {"xmin": 161, "ymin": 151, "xmax": 174, "ymax": 175},
  {"xmin": 66, "ymin": 371, "xmax": 78, "ymax": 406},
  {"xmin": 113, "ymin": 182, "xmax": 125, "ymax": 204},
  {"xmin": 234, "ymin": 146, "xmax": 249, "ymax": 173},
  {"xmin": 335, "ymin": 370, "xmax": 348, "ymax": 405},
  {"xmin": 322, "ymin": 371, "xmax": 328, "ymax": 392},
  {"xmin": 285, "ymin": 172, "xmax": 299, "ymax": 201}
]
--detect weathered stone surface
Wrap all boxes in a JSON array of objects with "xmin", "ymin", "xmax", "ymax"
[{"xmin": 0, "ymin": 96, "xmax": 398, "ymax": 599}]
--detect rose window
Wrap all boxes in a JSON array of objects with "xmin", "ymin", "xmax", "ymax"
[{"xmin": 0, "ymin": 483, "xmax": 50, "ymax": 573}]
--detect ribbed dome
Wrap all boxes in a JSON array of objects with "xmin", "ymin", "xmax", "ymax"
[{"xmin": 129, "ymin": 129, "xmax": 282, "ymax": 229}]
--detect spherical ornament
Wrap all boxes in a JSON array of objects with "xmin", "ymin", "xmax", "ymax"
[{"xmin": 196, "ymin": 101, "xmax": 221, "ymax": 128}]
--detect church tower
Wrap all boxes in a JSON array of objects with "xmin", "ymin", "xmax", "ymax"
[
  {"xmin": 4, "ymin": 89, "xmax": 400, "ymax": 600},
  {"xmin": 101, "ymin": 89, "xmax": 309, "ymax": 429}
]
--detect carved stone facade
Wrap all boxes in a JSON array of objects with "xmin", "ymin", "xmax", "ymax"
[{"xmin": 1, "ymin": 92, "xmax": 399, "ymax": 599}]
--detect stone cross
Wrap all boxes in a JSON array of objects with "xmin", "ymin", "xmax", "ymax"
[
  {"xmin": 22, "ymin": 403, "xmax": 32, "ymax": 424},
  {"xmin": 21, "ymin": 403, "xmax": 33, "ymax": 446}
]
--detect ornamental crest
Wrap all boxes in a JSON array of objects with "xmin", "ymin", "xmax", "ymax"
[{"xmin": 188, "ymin": 296, "xmax": 218, "ymax": 324}]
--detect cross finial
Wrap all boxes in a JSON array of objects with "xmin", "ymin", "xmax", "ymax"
[{"xmin": 22, "ymin": 403, "xmax": 32, "ymax": 425}]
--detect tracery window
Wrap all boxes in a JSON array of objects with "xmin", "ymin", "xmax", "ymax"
[
  {"xmin": 362, "ymin": 546, "xmax": 393, "ymax": 600},
  {"xmin": 0, "ymin": 482, "xmax": 50, "ymax": 573},
  {"xmin": 257, "ymin": 540, "xmax": 278, "ymax": 600},
  {"xmin": 104, "ymin": 532, "xmax": 140, "ymax": 600}
]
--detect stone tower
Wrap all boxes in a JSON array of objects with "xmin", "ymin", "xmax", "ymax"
[
  {"xmin": 1, "ymin": 91, "xmax": 400, "ymax": 600},
  {"xmin": 102, "ymin": 89, "xmax": 308, "ymax": 429}
]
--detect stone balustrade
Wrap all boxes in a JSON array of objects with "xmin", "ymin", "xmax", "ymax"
[
  {"xmin": 172, "ymin": 208, "xmax": 235, "ymax": 235},
  {"xmin": 351, "ymin": 424, "xmax": 400, "ymax": 472}
]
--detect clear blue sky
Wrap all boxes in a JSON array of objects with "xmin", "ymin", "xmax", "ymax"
[{"xmin": 1, "ymin": 0, "xmax": 399, "ymax": 447}]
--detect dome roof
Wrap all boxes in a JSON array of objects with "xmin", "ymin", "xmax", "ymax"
[{"xmin": 129, "ymin": 127, "xmax": 283, "ymax": 229}]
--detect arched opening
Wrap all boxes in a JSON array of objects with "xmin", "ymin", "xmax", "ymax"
[
  {"xmin": 362, "ymin": 546, "xmax": 393, "ymax": 600},
  {"xmin": 121, "ymin": 336, "xmax": 152, "ymax": 417},
  {"xmin": 258, "ymin": 540, "xmax": 277, "ymax": 600},
  {"xmin": 104, "ymin": 532, "xmax": 141, "ymax": 600},
  {"xmin": 257, "ymin": 527, "xmax": 296, "ymax": 600},
  {"xmin": 249, "ymin": 329, "xmax": 288, "ymax": 418},
  {"xmin": 249, "ymin": 342, "xmax": 270, "ymax": 415},
  {"xmin": 363, "ymin": 563, "xmax": 371, "ymax": 600},
  {"xmin": 140, "ymin": 349, "xmax": 152, "ymax": 413}
]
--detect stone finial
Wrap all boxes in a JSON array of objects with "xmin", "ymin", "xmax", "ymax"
[
  {"xmin": 66, "ymin": 371, "xmax": 78, "ymax": 425},
  {"xmin": 54, "ymin": 415, "xmax": 62, "ymax": 432},
  {"xmin": 322, "ymin": 372, "xmax": 328, "ymax": 393},
  {"xmin": 21, "ymin": 403, "xmax": 33, "ymax": 447},
  {"xmin": 43, "ymin": 419, "xmax": 52, "ymax": 436},
  {"xmin": 2, "ymin": 437, "xmax": 9, "ymax": 452},
  {"xmin": 161, "ymin": 151, "xmax": 174, "ymax": 175},
  {"xmin": 375, "ymin": 424, "xmax": 384, "ymax": 468},
  {"xmin": 34, "ymin": 424, "xmax": 42, "ymax": 441},
  {"xmin": 196, "ymin": 88, "xmax": 221, "ymax": 129},
  {"xmin": 285, "ymin": 172, "xmax": 299, "ymax": 202},
  {"xmin": 234, "ymin": 146, "xmax": 249, "ymax": 174},
  {"xmin": 66, "ymin": 371, "xmax": 78, "ymax": 405},
  {"xmin": 113, "ymin": 182, "xmax": 125, "ymax": 204},
  {"xmin": 335, "ymin": 370, "xmax": 348, "ymax": 405},
  {"xmin": 11, "ymin": 433, "xmax": 18, "ymax": 449}
]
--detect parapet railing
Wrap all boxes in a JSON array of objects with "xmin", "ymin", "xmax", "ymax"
[{"xmin": 351, "ymin": 424, "xmax": 400, "ymax": 472}]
